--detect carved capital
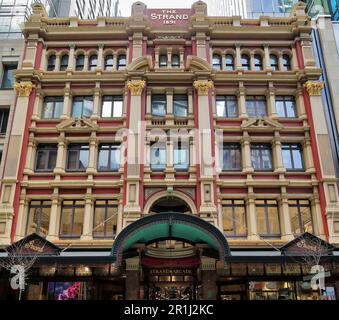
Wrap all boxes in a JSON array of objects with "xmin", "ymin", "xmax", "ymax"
[
  {"xmin": 14, "ymin": 81, "xmax": 33, "ymax": 97},
  {"xmin": 304, "ymin": 81, "xmax": 324, "ymax": 96},
  {"xmin": 193, "ymin": 80, "xmax": 213, "ymax": 96},
  {"xmin": 127, "ymin": 80, "xmax": 145, "ymax": 96}
]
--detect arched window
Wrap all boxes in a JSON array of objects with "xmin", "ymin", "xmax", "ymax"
[
  {"xmin": 225, "ymin": 54, "xmax": 234, "ymax": 71},
  {"xmin": 60, "ymin": 54, "xmax": 69, "ymax": 71},
  {"xmin": 172, "ymin": 54, "xmax": 180, "ymax": 68},
  {"xmin": 159, "ymin": 54, "xmax": 167, "ymax": 68},
  {"xmin": 104, "ymin": 55, "xmax": 114, "ymax": 70},
  {"xmin": 76, "ymin": 54, "xmax": 85, "ymax": 71},
  {"xmin": 89, "ymin": 54, "xmax": 98, "ymax": 71},
  {"xmin": 254, "ymin": 54, "xmax": 263, "ymax": 71},
  {"xmin": 282, "ymin": 54, "xmax": 291, "ymax": 71},
  {"xmin": 212, "ymin": 54, "xmax": 222, "ymax": 70},
  {"xmin": 47, "ymin": 54, "xmax": 56, "ymax": 71},
  {"xmin": 241, "ymin": 54, "xmax": 250, "ymax": 70},
  {"xmin": 117, "ymin": 54, "xmax": 126, "ymax": 70},
  {"xmin": 270, "ymin": 54, "xmax": 279, "ymax": 71}
]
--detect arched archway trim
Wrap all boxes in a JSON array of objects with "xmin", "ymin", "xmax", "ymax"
[{"xmin": 111, "ymin": 212, "xmax": 231, "ymax": 266}]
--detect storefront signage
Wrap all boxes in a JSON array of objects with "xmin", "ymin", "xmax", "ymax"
[
  {"xmin": 248, "ymin": 263, "xmax": 264, "ymax": 276},
  {"xmin": 147, "ymin": 9, "xmax": 192, "ymax": 26},
  {"xmin": 283, "ymin": 264, "xmax": 301, "ymax": 275},
  {"xmin": 149, "ymin": 268, "xmax": 193, "ymax": 276},
  {"xmin": 265, "ymin": 264, "xmax": 282, "ymax": 276},
  {"xmin": 231, "ymin": 263, "xmax": 247, "ymax": 276}
]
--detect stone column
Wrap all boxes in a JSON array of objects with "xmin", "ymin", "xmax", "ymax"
[
  {"xmin": 125, "ymin": 257, "xmax": 140, "ymax": 300},
  {"xmin": 266, "ymin": 84, "xmax": 278, "ymax": 118},
  {"xmin": 188, "ymin": 89, "xmax": 193, "ymax": 115},
  {"xmin": 196, "ymin": 33, "xmax": 207, "ymax": 60},
  {"xmin": 15, "ymin": 198, "xmax": 28, "ymax": 239},
  {"xmin": 40, "ymin": 44, "xmax": 47, "ymax": 71},
  {"xmin": 280, "ymin": 192, "xmax": 293, "ymax": 241},
  {"xmin": 84, "ymin": 53, "xmax": 89, "ymax": 71},
  {"xmin": 221, "ymin": 53, "xmax": 226, "ymax": 71},
  {"xmin": 146, "ymin": 88, "xmax": 152, "ymax": 115},
  {"xmin": 247, "ymin": 194, "xmax": 259, "ymax": 240},
  {"xmin": 91, "ymin": 83, "xmax": 101, "ymax": 120},
  {"xmin": 273, "ymin": 132, "xmax": 285, "ymax": 173},
  {"xmin": 32, "ymin": 88, "xmax": 43, "ymax": 120},
  {"xmin": 54, "ymin": 134, "xmax": 66, "ymax": 175},
  {"xmin": 242, "ymin": 133, "xmax": 253, "ymax": 173},
  {"xmin": 81, "ymin": 194, "xmax": 93, "ymax": 240},
  {"xmin": 67, "ymin": 44, "xmax": 76, "ymax": 71},
  {"xmin": 193, "ymin": 80, "xmax": 216, "ymax": 214},
  {"xmin": 86, "ymin": 133, "xmax": 97, "ymax": 174},
  {"xmin": 235, "ymin": 43, "xmax": 242, "ymax": 70},
  {"xmin": 311, "ymin": 195, "xmax": 325, "ymax": 239},
  {"xmin": 291, "ymin": 43, "xmax": 299, "ymax": 70},
  {"xmin": 47, "ymin": 195, "xmax": 60, "ymax": 241},
  {"xmin": 113, "ymin": 51, "xmax": 118, "ymax": 70},
  {"xmin": 263, "ymin": 43, "xmax": 271, "ymax": 70},
  {"xmin": 296, "ymin": 87, "xmax": 306, "ymax": 119},
  {"xmin": 250, "ymin": 51, "xmax": 255, "ymax": 70},
  {"xmin": 23, "ymin": 135, "xmax": 36, "ymax": 174},
  {"xmin": 167, "ymin": 48, "xmax": 172, "ymax": 68},
  {"xmin": 97, "ymin": 44, "xmax": 104, "ymax": 71},
  {"xmin": 179, "ymin": 48, "xmax": 185, "ymax": 69},
  {"xmin": 154, "ymin": 47, "xmax": 160, "ymax": 68},
  {"xmin": 278, "ymin": 52, "xmax": 284, "ymax": 71},
  {"xmin": 166, "ymin": 88, "xmax": 173, "ymax": 125},
  {"xmin": 61, "ymin": 83, "xmax": 72, "ymax": 119},
  {"xmin": 55, "ymin": 53, "xmax": 61, "ymax": 71},
  {"xmin": 303, "ymin": 135, "xmax": 315, "ymax": 173},
  {"xmin": 238, "ymin": 84, "xmax": 247, "ymax": 119},
  {"xmin": 200, "ymin": 258, "xmax": 217, "ymax": 300}
]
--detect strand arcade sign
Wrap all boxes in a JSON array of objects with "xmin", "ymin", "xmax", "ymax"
[{"xmin": 147, "ymin": 9, "xmax": 192, "ymax": 26}]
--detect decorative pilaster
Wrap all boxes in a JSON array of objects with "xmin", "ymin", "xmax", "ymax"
[
  {"xmin": 127, "ymin": 80, "xmax": 145, "ymax": 96},
  {"xmin": 14, "ymin": 81, "xmax": 33, "ymax": 97},
  {"xmin": 193, "ymin": 80, "xmax": 213, "ymax": 96},
  {"xmin": 304, "ymin": 81, "xmax": 324, "ymax": 96}
]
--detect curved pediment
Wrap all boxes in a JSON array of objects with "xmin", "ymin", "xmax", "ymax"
[
  {"xmin": 126, "ymin": 55, "xmax": 153, "ymax": 72},
  {"xmin": 186, "ymin": 55, "xmax": 212, "ymax": 72}
]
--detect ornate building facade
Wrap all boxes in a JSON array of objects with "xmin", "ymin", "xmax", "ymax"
[{"xmin": 0, "ymin": 1, "xmax": 339, "ymax": 300}]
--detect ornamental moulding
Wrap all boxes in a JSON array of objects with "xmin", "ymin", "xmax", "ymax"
[
  {"xmin": 14, "ymin": 81, "xmax": 33, "ymax": 97},
  {"xmin": 304, "ymin": 81, "xmax": 324, "ymax": 96},
  {"xmin": 127, "ymin": 80, "xmax": 146, "ymax": 96},
  {"xmin": 193, "ymin": 80, "xmax": 214, "ymax": 96}
]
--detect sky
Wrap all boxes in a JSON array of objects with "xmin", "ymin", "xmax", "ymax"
[{"xmin": 119, "ymin": 0, "xmax": 197, "ymax": 16}]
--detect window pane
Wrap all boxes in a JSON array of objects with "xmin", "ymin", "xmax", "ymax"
[
  {"xmin": 1, "ymin": 65, "xmax": 16, "ymax": 88},
  {"xmin": 67, "ymin": 150, "xmax": 78, "ymax": 170},
  {"xmin": 60, "ymin": 208, "xmax": 72, "ymax": 236},
  {"xmin": 73, "ymin": 207, "xmax": 84, "ymax": 237},
  {"xmin": 216, "ymin": 100, "xmax": 226, "ymax": 117},
  {"xmin": 282, "ymin": 149, "xmax": 292, "ymax": 169},
  {"xmin": 286, "ymin": 100, "xmax": 296, "ymax": 117},
  {"xmin": 268, "ymin": 206, "xmax": 280, "ymax": 235},
  {"xmin": 300, "ymin": 206, "xmax": 313, "ymax": 233},
  {"xmin": 289, "ymin": 206, "xmax": 300, "ymax": 234},
  {"xmin": 292, "ymin": 149, "xmax": 303, "ymax": 169},
  {"xmin": 246, "ymin": 100, "xmax": 255, "ymax": 117},
  {"xmin": 79, "ymin": 149, "xmax": 89, "ymax": 169},
  {"xmin": 102, "ymin": 100, "xmax": 112, "ymax": 117},
  {"xmin": 93, "ymin": 207, "xmax": 105, "ymax": 236},
  {"xmin": 36, "ymin": 151, "xmax": 47, "ymax": 170},
  {"xmin": 152, "ymin": 95, "xmax": 166, "ymax": 116},
  {"xmin": 48, "ymin": 150, "xmax": 57, "ymax": 169},
  {"xmin": 105, "ymin": 207, "xmax": 118, "ymax": 236},
  {"xmin": 72, "ymin": 100, "xmax": 82, "ymax": 118},
  {"xmin": 83, "ymin": 98, "xmax": 93, "ymax": 117},
  {"xmin": 276, "ymin": 100, "xmax": 285, "ymax": 117},
  {"xmin": 151, "ymin": 145, "xmax": 166, "ymax": 170},
  {"xmin": 54, "ymin": 101, "xmax": 63, "ymax": 118},
  {"xmin": 256, "ymin": 206, "xmax": 266, "ymax": 235},
  {"xmin": 110, "ymin": 148, "xmax": 120, "ymax": 170},
  {"xmin": 257, "ymin": 100, "xmax": 267, "ymax": 117},
  {"xmin": 261, "ymin": 149, "xmax": 272, "ymax": 169},
  {"xmin": 113, "ymin": 100, "xmax": 123, "ymax": 117},
  {"xmin": 98, "ymin": 148, "xmax": 109, "ymax": 170},
  {"xmin": 227, "ymin": 98, "xmax": 237, "ymax": 117},
  {"xmin": 173, "ymin": 95, "xmax": 188, "ymax": 117},
  {"xmin": 234, "ymin": 206, "xmax": 247, "ymax": 235},
  {"xmin": 42, "ymin": 101, "xmax": 54, "ymax": 119},
  {"xmin": 222, "ymin": 206, "xmax": 234, "ymax": 235}
]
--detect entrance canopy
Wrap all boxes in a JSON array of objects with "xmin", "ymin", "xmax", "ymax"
[{"xmin": 111, "ymin": 212, "xmax": 231, "ymax": 266}]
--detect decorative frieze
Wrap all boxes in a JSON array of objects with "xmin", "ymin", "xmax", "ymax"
[
  {"xmin": 304, "ymin": 81, "xmax": 324, "ymax": 96},
  {"xmin": 127, "ymin": 80, "xmax": 146, "ymax": 96},
  {"xmin": 193, "ymin": 80, "xmax": 213, "ymax": 96},
  {"xmin": 14, "ymin": 81, "xmax": 33, "ymax": 97}
]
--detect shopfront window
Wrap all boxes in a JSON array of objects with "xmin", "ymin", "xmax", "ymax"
[
  {"xmin": 256, "ymin": 200, "xmax": 281, "ymax": 237},
  {"xmin": 288, "ymin": 200, "xmax": 313, "ymax": 234},
  {"xmin": 93, "ymin": 200, "xmax": 118, "ymax": 238},
  {"xmin": 60, "ymin": 200, "xmax": 84, "ymax": 238},
  {"xmin": 222, "ymin": 200, "xmax": 247, "ymax": 237},
  {"xmin": 249, "ymin": 282, "xmax": 295, "ymax": 300},
  {"xmin": 26, "ymin": 201, "xmax": 51, "ymax": 237}
]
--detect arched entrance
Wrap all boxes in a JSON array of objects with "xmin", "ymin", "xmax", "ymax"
[{"xmin": 111, "ymin": 212, "xmax": 230, "ymax": 300}]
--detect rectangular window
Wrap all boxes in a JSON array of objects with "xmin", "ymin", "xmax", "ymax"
[
  {"xmin": 251, "ymin": 144, "xmax": 273, "ymax": 171},
  {"xmin": 0, "ymin": 109, "xmax": 9, "ymax": 134},
  {"xmin": 289, "ymin": 200, "xmax": 313, "ymax": 234},
  {"xmin": 93, "ymin": 200, "xmax": 118, "ymax": 238},
  {"xmin": 174, "ymin": 141, "xmax": 189, "ymax": 171},
  {"xmin": 60, "ymin": 200, "xmax": 84, "ymax": 238},
  {"xmin": 246, "ymin": 96, "xmax": 267, "ymax": 117},
  {"xmin": 216, "ymin": 96, "xmax": 237, "ymax": 118},
  {"xmin": 101, "ymin": 95, "xmax": 123, "ymax": 118},
  {"xmin": 222, "ymin": 200, "xmax": 247, "ymax": 237},
  {"xmin": 66, "ymin": 144, "xmax": 89, "ymax": 171},
  {"xmin": 256, "ymin": 200, "xmax": 280, "ymax": 237},
  {"xmin": 150, "ymin": 141, "xmax": 166, "ymax": 171},
  {"xmin": 97, "ymin": 144, "xmax": 120, "ymax": 171},
  {"xmin": 151, "ymin": 94, "xmax": 166, "ymax": 117},
  {"xmin": 35, "ymin": 144, "xmax": 57, "ymax": 172},
  {"xmin": 42, "ymin": 97, "xmax": 63, "ymax": 119},
  {"xmin": 72, "ymin": 96, "xmax": 93, "ymax": 118},
  {"xmin": 173, "ymin": 95, "xmax": 188, "ymax": 117},
  {"xmin": 276, "ymin": 96, "xmax": 296, "ymax": 118},
  {"xmin": 1, "ymin": 64, "xmax": 16, "ymax": 89},
  {"xmin": 221, "ymin": 143, "xmax": 242, "ymax": 171},
  {"xmin": 26, "ymin": 200, "xmax": 51, "ymax": 237},
  {"xmin": 282, "ymin": 144, "xmax": 304, "ymax": 171},
  {"xmin": 0, "ymin": 145, "xmax": 3, "ymax": 164}
]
